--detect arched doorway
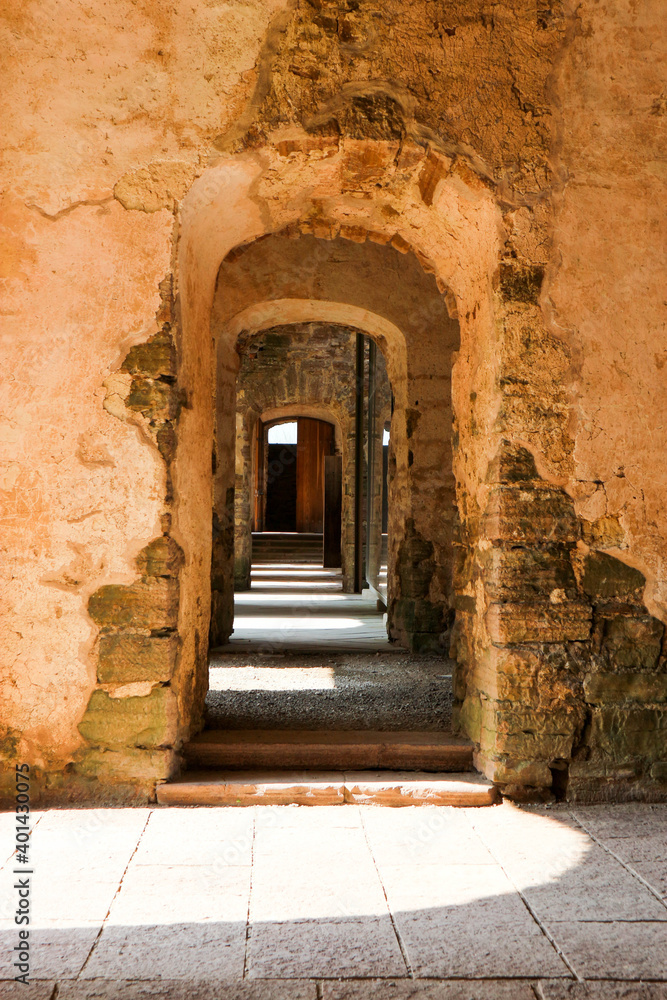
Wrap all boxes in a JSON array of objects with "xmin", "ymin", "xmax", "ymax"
[
  {"xmin": 170, "ymin": 134, "xmax": 503, "ymax": 790},
  {"xmin": 209, "ymin": 232, "xmax": 459, "ymax": 653},
  {"xmin": 258, "ymin": 417, "xmax": 334, "ymax": 535}
]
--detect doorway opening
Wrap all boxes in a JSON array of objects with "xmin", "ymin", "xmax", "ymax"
[
  {"xmin": 258, "ymin": 417, "xmax": 335, "ymax": 536},
  {"xmin": 225, "ymin": 324, "xmax": 394, "ymax": 654}
]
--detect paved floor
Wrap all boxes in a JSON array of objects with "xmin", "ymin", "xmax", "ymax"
[
  {"xmin": 206, "ymin": 652, "xmax": 454, "ymax": 730},
  {"xmin": 1, "ymin": 802, "xmax": 666, "ymax": 996},
  {"xmin": 221, "ymin": 564, "xmax": 391, "ymax": 653}
]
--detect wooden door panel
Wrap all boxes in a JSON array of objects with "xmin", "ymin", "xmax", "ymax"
[{"xmin": 296, "ymin": 418, "xmax": 333, "ymax": 532}]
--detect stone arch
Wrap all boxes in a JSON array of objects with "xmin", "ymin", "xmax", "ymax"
[
  {"xmin": 210, "ymin": 228, "xmax": 459, "ymax": 648},
  {"xmin": 234, "ymin": 388, "xmax": 346, "ymax": 591},
  {"xmin": 172, "ymin": 130, "xmax": 503, "ymax": 759}
]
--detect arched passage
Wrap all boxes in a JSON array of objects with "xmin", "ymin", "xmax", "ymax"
[
  {"xmin": 210, "ymin": 232, "xmax": 459, "ymax": 651},
  {"xmin": 173, "ymin": 132, "xmax": 503, "ymax": 765}
]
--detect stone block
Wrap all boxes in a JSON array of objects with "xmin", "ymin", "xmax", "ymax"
[
  {"xmin": 486, "ymin": 440, "xmax": 539, "ymax": 484},
  {"xmin": 135, "ymin": 536, "xmax": 184, "ymax": 579},
  {"xmin": 483, "ymin": 486, "xmax": 579, "ymax": 543},
  {"xmin": 589, "ymin": 706, "xmax": 667, "ymax": 760},
  {"xmin": 78, "ymin": 688, "xmax": 178, "ymax": 749},
  {"xmin": 490, "ymin": 706, "xmax": 582, "ymax": 759},
  {"xmin": 73, "ymin": 747, "xmax": 178, "ymax": 783},
  {"xmin": 582, "ymin": 516, "xmax": 626, "ymax": 548},
  {"xmin": 650, "ymin": 761, "xmax": 667, "ymax": 781},
  {"xmin": 499, "ymin": 262, "xmax": 544, "ymax": 304},
  {"xmin": 457, "ymin": 690, "xmax": 481, "ymax": 742},
  {"xmin": 477, "ymin": 643, "xmax": 589, "ymax": 712},
  {"xmin": 486, "ymin": 602, "xmax": 591, "ymax": 643},
  {"xmin": 601, "ymin": 615, "xmax": 663, "ymax": 669},
  {"xmin": 482, "ymin": 544, "xmax": 578, "ymax": 602},
  {"xmin": 97, "ymin": 634, "xmax": 178, "ymax": 683},
  {"xmin": 582, "ymin": 551, "xmax": 646, "ymax": 600},
  {"xmin": 89, "ymin": 579, "xmax": 179, "ymax": 631},
  {"xmin": 584, "ymin": 672, "xmax": 667, "ymax": 705},
  {"xmin": 121, "ymin": 332, "xmax": 176, "ymax": 378},
  {"xmin": 476, "ymin": 753, "xmax": 553, "ymax": 788}
]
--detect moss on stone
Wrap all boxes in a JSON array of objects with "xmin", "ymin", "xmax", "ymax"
[
  {"xmin": 78, "ymin": 688, "xmax": 177, "ymax": 749},
  {"xmin": 499, "ymin": 263, "xmax": 544, "ymax": 304},
  {"xmin": 135, "ymin": 536, "xmax": 184, "ymax": 579},
  {"xmin": 97, "ymin": 634, "xmax": 178, "ymax": 684},
  {"xmin": 88, "ymin": 579, "xmax": 179, "ymax": 631},
  {"xmin": 121, "ymin": 332, "xmax": 176, "ymax": 379}
]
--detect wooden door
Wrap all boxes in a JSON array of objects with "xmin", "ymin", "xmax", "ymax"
[{"xmin": 296, "ymin": 418, "xmax": 333, "ymax": 532}]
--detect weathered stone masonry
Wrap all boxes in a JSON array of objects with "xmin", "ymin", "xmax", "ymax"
[{"xmin": 455, "ymin": 442, "xmax": 667, "ymax": 802}]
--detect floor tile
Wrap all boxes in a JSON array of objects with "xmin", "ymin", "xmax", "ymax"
[
  {"xmin": 379, "ymin": 862, "xmax": 515, "ymax": 910},
  {"xmin": 0, "ymin": 926, "xmax": 99, "ymax": 979},
  {"xmin": 362, "ymin": 808, "xmax": 495, "ymax": 866},
  {"xmin": 253, "ymin": 805, "xmax": 361, "ymax": 829},
  {"xmin": 247, "ymin": 917, "xmax": 407, "ymax": 978},
  {"xmin": 324, "ymin": 983, "xmax": 541, "ymax": 999},
  {"xmin": 392, "ymin": 897, "xmax": 569, "ymax": 978},
  {"xmin": 81, "ymin": 922, "xmax": 247, "ymax": 980},
  {"xmin": 133, "ymin": 808, "xmax": 254, "ymax": 866},
  {"xmin": 548, "ymin": 920, "xmax": 667, "ymax": 979},
  {"xmin": 571, "ymin": 805, "xmax": 667, "ymax": 842},
  {"xmin": 629, "ymin": 861, "xmax": 667, "ymax": 899},
  {"xmin": 0, "ymin": 984, "xmax": 55, "ymax": 999},
  {"xmin": 521, "ymin": 853, "xmax": 667, "ymax": 921},
  {"xmin": 58, "ymin": 980, "xmax": 317, "ymax": 999},
  {"xmin": 250, "ymin": 864, "xmax": 388, "ymax": 921},
  {"xmin": 107, "ymin": 864, "xmax": 251, "ymax": 925},
  {"xmin": 539, "ymin": 980, "xmax": 667, "ymax": 998}
]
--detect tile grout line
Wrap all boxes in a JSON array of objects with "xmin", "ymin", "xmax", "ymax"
[
  {"xmin": 569, "ymin": 808, "xmax": 667, "ymax": 912},
  {"xmin": 242, "ymin": 811, "xmax": 257, "ymax": 979},
  {"xmin": 76, "ymin": 809, "xmax": 154, "ymax": 978},
  {"xmin": 464, "ymin": 809, "xmax": 582, "ymax": 983},
  {"xmin": 358, "ymin": 807, "xmax": 414, "ymax": 979}
]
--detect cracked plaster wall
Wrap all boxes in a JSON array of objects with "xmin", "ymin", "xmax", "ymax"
[{"xmin": 0, "ymin": 0, "xmax": 665, "ymax": 802}]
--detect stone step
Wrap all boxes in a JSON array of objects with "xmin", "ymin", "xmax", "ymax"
[
  {"xmin": 252, "ymin": 533, "xmax": 323, "ymax": 541},
  {"xmin": 184, "ymin": 729, "xmax": 474, "ymax": 771},
  {"xmin": 156, "ymin": 770, "xmax": 499, "ymax": 807}
]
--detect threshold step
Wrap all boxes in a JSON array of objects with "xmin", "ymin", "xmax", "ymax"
[
  {"xmin": 184, "ymin": 730, "xmax": 474, "ymax": 772},
  {"xmin": 156, "ymin": 770, "xmax": 499, "ymax": 807}
]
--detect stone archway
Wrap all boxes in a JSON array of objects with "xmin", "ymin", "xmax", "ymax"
[
  {"xmin": 209, "ymin": 230, "xmax": 459, "ymax": 651},
  {"xmin": 171, "ymin": 131, "xmax": 502, "ymax": 763}
]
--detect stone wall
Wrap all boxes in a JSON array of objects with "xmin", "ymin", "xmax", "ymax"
[
  {"xmin": 454, "ymin": 442, "xmax": 667, "ymax": 802},
  {"xmin": 1, "ymin": 0, "xmax": 665, "ymax": 803}
]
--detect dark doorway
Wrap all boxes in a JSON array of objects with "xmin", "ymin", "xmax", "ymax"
[
  {"xmin": 265, "ymin": 425, "xmax": 297, "ymax": 531},
  {"xmin": 261, "ymin": 418, "xmax": 335, "ymax": 534}
]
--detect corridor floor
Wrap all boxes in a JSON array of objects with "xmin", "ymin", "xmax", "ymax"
[
  {"xmin": 222, "ymin": 563, "xmax": 391, "ymax": 653},
  {"xmin": 1, "ymin": 802, "xmax": 666, "ymax": 996}
]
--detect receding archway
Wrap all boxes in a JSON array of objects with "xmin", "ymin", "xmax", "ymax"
[
  {"xmin": 210, "ymin": 232, "xmax": 459, "ymax": 653},
  {"xmin": 174, "ymin": 134, "xmax": 502, "ymax": 771}
]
